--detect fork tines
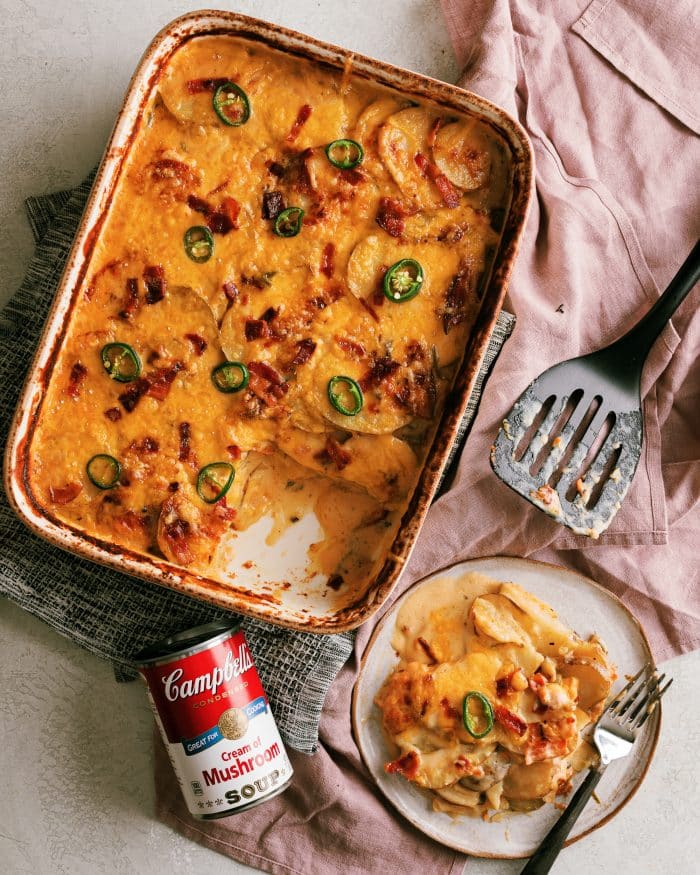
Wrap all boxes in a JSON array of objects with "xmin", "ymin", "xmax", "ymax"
[{"xmin": 609, "ymin": 663, "xmax": 673, "ymax": 730}]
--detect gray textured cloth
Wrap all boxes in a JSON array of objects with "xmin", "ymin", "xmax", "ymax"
[{"xmin": 0, "ymin": 170, "xmax": 514, "ymax": 754}]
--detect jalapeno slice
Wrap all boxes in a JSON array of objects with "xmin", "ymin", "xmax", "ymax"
[
  {"xmin": 86, "ymin": 454, "xmax": 121, "ymax": 490},
  {"xmin": 273, "ymin": 207, "xmax": 304, "ymax": 238},
  {"xmin": 327, "ymin": 376, "xmax": 363, "ymax": 416},
  {"xmin": 383, "ymin": 259, "xmax": 424, "ymax": 302},
  {"xmin": 211, "ymin": 361, "xmax": 249, "ymax": 393},
  {"xmin": 197, "ymin": 462, "xmax": 235, "ymax": 504},
  {"xmin": 101, "ymin": 343, "xmax": 142, "ymax": 383},
  {"xmin": 462, "ymin": 691, "xmax": 494, "ymax": 739},
  {"xmin": 325, "ymin": 138, "xmax": 364, "ymax": 169},
  {"xmin": 184, "ymin": 226, "xmax": 214, "ymax": 263},
  {"xmin": 212, "ymin": 81, "xmax": 250, "ymax": 126}
]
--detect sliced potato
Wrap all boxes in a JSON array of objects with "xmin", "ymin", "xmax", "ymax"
[
  {"xmin": 433, "ymin": 119, "xmax": 492, "ymax": 190},
  {"xmin": 378, "ymin": 107, "xmax": 443, "ymax": 209},
  {"xmin": 433, "ymin": 784, "xmax": 481, "ymax": 808},
  {"xmin": 558, "ymin": 657, "xmax": 614, "ymax": 712},
  {"xmin": 503, "ymin": 759, "xmax": 566, "ymax": 802},
  {"xmin": 471, "ymin": 595, "xmax": 528, "ymax": 645}
]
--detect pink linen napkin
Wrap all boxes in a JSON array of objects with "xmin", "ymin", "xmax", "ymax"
[{"xmin": 156, "ymin": 2, "xmax": 700, "ymax": 870}]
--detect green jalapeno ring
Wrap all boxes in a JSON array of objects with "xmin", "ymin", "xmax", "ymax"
[
  {"xmin": 86, "ymin": 454, "xmax": 121, "ymax": 490},
  {"xmin": 325, "ymin": 138, "xmax": 364, "ymax": 170},
  {"xmin": 273, "ymin": 206, "xmax": 304, "ymax": 238},
  {"xmin": 184, "ymin": 225, "xmax": 214, "ymax": 263},
  {"xmin": 462, "ymin": 691, "xmax": 495, "ymax": 739},
  {"xmin": 197, "ymin": 462, "xmax": 235, "ymax": 504},
  {"xmin": 327, "ymin": 375, "xmax": 363, "ymax": 416},
  {"xmin": 211, "ymin": 361, "xmax": 250, "ymax": 394},
  {"xmin": 101, "ymin": 342, "xmax": 142, "ymax": 383},
  {"xmin": 383, "ymin": 258, "xmax": 424, "ymax": 303},
  {"xmin": 212, "ymin": 81, "xmax": 250, "ymax": 127}
]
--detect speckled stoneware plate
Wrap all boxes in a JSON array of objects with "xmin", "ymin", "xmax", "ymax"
[
  {"xmin": 4, "ymin": 11, "xmax": 532, "ymax": 634},
  {"xmin": 352, "ymin": 556, "xmax": 660, "ymax": 858}
]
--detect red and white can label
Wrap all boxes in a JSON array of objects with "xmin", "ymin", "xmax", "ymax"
[{"xmin": 139, "ymin": 629, "xmax": 292, "ymax": 817}]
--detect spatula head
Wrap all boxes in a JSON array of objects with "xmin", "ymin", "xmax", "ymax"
[{"xmin": 490, "ymin": 377, "xmax": 643, "ymax": 539}]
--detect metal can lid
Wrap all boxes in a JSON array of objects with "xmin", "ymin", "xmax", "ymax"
[{"xmin": 132, "ymin": 619, "xmax": 242, "ymax": 668}]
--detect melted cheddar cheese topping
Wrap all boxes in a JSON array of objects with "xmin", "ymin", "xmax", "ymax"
[
  {"xmin": 375, "ymin": 572, "xmax": 616, "ymax": 817},
  {"xmin": 28, "ymin": 36, "xmax": 509, "ymax": 596}
]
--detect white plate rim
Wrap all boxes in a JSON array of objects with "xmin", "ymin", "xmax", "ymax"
[{"xmin": 351, "ymin": 555, "xmax": 661, "ymax": 859}]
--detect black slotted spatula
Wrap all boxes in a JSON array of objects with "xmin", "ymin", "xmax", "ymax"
[{"xmin": 491, "ymin": 241, "xmax": 700, "ymax": 538}]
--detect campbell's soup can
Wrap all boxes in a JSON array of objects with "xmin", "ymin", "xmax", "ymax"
[{"xmin": 134, "ymin": 621, "xmax": 293, "ymax": 819}]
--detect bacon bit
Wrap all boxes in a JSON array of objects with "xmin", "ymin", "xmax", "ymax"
[
  {"xmin": 113, "ymin": 510, "xmax": 149, "ymax": 535},
  {"xmin": 268, "ymin": 161, "xmax": 286, "ymax": 178},
  {"xmin": 358, "ymin": 297, "xmax": 380, "ymax": 323},
  {"xmin": 187, "ymin": 194, "xmax": 211, "ymax": 215},
  {"xmin": 336, "ymin": 336, "xmax": 366, "ymax": 359},
  {"xmin": 187, "ymin": 193, "xmax": 239, "ymax": 234},
  {"xmin": 385, "ymin": 750, "xmax": 420, "ymax": 780},
  {"xmin": 327, "ymin": 574, "xmax": 344, "ymax": 591},
  {"xmin": 168, "ymin": 482, "xmax": 180, "ymax": 493},
  {"xmin": 149, "ymin": 157, "xmax": 201, "ymax": 191},
  {"xmin": 65, "ymin": 362, "xmax": 87, "ymax": 399},
  {"xmin": 529, "ymin": 672, "xmax": 547, "ymax": 691},
  {"xmin": 439, "ymin": 262, "xmax": 474, "ymax": 334},
  {"xmin": 454, "ymin": 755, "xmax": 474, "ymax": 773},
  {"xmin": 440, "ymin": 697, "xmax": 459, "ymax": 720},
  {"xmin": 283, "ymin": 148, "xmax": 314, "ymax": 194},
  {"xmin": 223, "ymin": 280, "xmax": 240, "ymax": 303},
  {"xmin": 184, "ymin": 333, "xmax": 207, "ymax": 356},
  {"xmin": 163, "ymin": 517, "xmax": 194, "ymax": 565},
  {"xmin": 315, "ymin": 436, "xmax": 352, "ymax": 471},
  {"xmin": 178, "ymin": 422, "xmax": 192, "ymax": 463},
  {"xmin": 132, "ymin": 436, "xmax": 159, "ymax": 455},
  {"xmin": 186, "ymin": 77, "xmax": 233, "ymax": 94},
  {"xmin": 320, "ymin": 242, "xmax": 335, "ymax": 278},
  {"xmin": 143, "ymin": 265, "xmax": 166, "ymax": 304},
  {"xmin": 49, "ymin": 482, "xmax": 82, "ymax": 505},
  {"xmin": 248, "ymin": 361, "xmax": 285, "ymax": 386},
  {"xmin": 247, "ymin": 361, "xmax": 288, "ymax": 406},
  {"xmin": 427, "ymin": 116, "xmax": 444, "ymax": 147},
  {"xmin": 392, "ymin": 370, "xmax": 437, "ymax": 419},
  {"xmin": 207, "ymin": 178, "xmax": 230, "ymax": 197},
  {"xmin": 262, "ymin": 190, "xmax": 285, "ymax": 220},
  {"xmin": 417, "ymin": 637, "xmax": 439, "ymax": 664},
  {"xmin": 245, "ymin": 319, "xmax": 271, "ymax": 341},
  {"xmin": 376, "ymin": 197, "xmax": 416, "ymax": 238},
  {"xmin": 226, "ymin": 444, "xmax": 241, "ymax": 460},
  {"xmin": 494, "ymin": 706, "xmax": 528, "ymax": 737},
  {"xmin": 118, "ymin": 378, "xmax": 150, "ymax": 412},
  {"xmin": 242, "ymin": 560, "xmax": 254, "ymax": 569},
  {"xmin": 147, "ymin": 361, "xmax": 184, "ymax": 401},
  {"xmin": 147, "ymin": 351, "xmax": 161, "ymax": 364},
  {"xmin": 359, "ymin": 354, "xmax": 400, "ymax": 391},
  {"xmin": 340, "ymin": 168, "xmax": 365, "ymax": 186},
  {"xmin": 286, "ymin": 103, "xmax": 312, "ymax": 142},
  {"xmin": 290, "ymin": 338, "xmax": 316, "ymax": 367},
  {"xmin": 525, "ymin": 723, "xmax": 568, "ymax": 764},
  {"xmin": 211, "ymin": 499, "xmax": 237, "ymax": 523},
  {"xmin": 260, "ymin": 306, "xmax": 279, "ymax": 324},
  {"xmin": 496, "ymin": 677, "xmax": 511, "ymax": 698},
  {"xmin": 119, "ymin": 277, "xmax": 140, "ymax": 320},
  {"xmin": 104, "ymin": 407, "xmax": 122, "ymax": 422},
  {"xmin": 414, "ymin": 152, "xmax": 461, "ymax": 208}
]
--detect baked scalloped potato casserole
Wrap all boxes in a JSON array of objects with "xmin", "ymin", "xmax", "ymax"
[
  {"xmin": 375, "ymin": 572, "xmax": 617, "ymax": 817},
  {"xmin": 27, "ymin": 35, "xmax": 510, "ymax": 595}
]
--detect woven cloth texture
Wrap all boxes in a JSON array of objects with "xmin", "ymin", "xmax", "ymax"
[{"xmin": 0, "ymin": 170, "xmax": 514, "ymax": 754}]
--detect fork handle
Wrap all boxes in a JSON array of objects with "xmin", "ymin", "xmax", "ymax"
[{"xmin": 519, "ymin": 766, "xmax": 604, "ymax": 875}]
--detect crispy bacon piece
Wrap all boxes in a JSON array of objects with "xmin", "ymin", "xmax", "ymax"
[
  {"xmin": 439, "ymin": 263, "xmax": 474, "ymax": 334},
  {"xmin": 187, "ymin": 194, "xmax": 239, "ymax": 234},
  {"xmin": 49, "ymin": 482, "xmax": 82, "ymax": 505},
  {"xmin": 376, "ymin": 197, "xmax": 416, "ymax": 238},
  {"xmin": 286, "ymin": 103, "xmax": 312, "ymax": 142},
  {"xmin": 186, "ymin": 77, "xmax": 232, "ymax": 94},
  {"xmin": 315, "ymin": 437, "xmax": 352, "ymax": 471},
  {"xmin": 65, "ymin": 362, "xmax": 87, "ymax": 399},
  {"xmin": 245, "ymin": 319, "xmax": 271, "ymax": 341},
  {"xmin": 494, "ymin": 706, "xmax": 528, "ymax": 737},
  {"xmin": 385, "ymin": 750, "xmax": 420, "ymax": 780},
  {"xmin": 320, "ymin": 242, "xmax": 335, "ymax": 278},
  {"xmin": 327, "ymin": 574, "xmax": 344, "ymax": 591},
  {"xmin": 149, "ymin": 157, "xmax": 201, "ymax": 191},
  {"xmin": 290, "ymin": 338, "xmax": 316, "ymax": 366},
  {"xmin": 392, "ymin": 370, "xmax": 437, "ymax": 419},
  {"xmin": 247, "ymin": 361, "xmax": 288, "ymax": 406},
  {"xmin": 131, "ymin": 436, "xmax": 159, "ymax": 455},
  {"xmin": 147, "ymin": 361, "xmax": 184, "ymax": 401},
  {"xmin": 143, "ymin": 265, "xmax": 166, "ymax": 304},
  {"xmin": 268, "ymin": 161, "xmax": 286, "ymax": 178},
  {"xmin": 104, "ymin": 407, "xmax": 122, "ymax": 422},
  {"xmin": 427, "ymin": 116, "xmax": 444, "ymax": 147},
  {"xmin": 524, "ymin": 723, "xmax": 570, "ymax": 765},
  {"xmin": 496, "ymin": 676, "xmax": 511, "ymax": 698},
  {"xmin": 223, "ymin": 280, "xmax": 240, "ymax": 303},
  {"xmin": 184, "ymin": 333, "xmax": 207, "ymax": 356},
  {"xmin": 178, "ymin": 422, "xmax": 192, "ymax": 463},
  {"xmin": 414, "ymin": 152, "xmax": 461, "ymax": 208},
  {"xmin": 283, "ymin": 149, "xmax": 314, "ymax": 194},
  {"xmin": 358, "ymin": 297, "xmax": 380, "ymax": 323},
  {"xmin": 417, "ymin": 637, "xmax": 439, "ymax": 664},
  {"xmin": 118, "ymin": 277, "xmax": 140, "ymax": 320},
  {"xmin": 162, "ymin": 516, "xmax": 194, "ymax": 565},
  {"xmin": 336, "ymin": 336, "xmax": 366, "ymax": 359},
  {"xmin": 260, "ymin": 306, "xmax": 279, "ymax": 323},
  {"xmin": 359, "ymin": 354, "xmax": 400, "ymax": 391},
  {"xmin": 226, "ymin": 444, "xmax": 241, "ymax": 460},
  {"xmin": 262, "ymin": 190, "xmax": 285, "ymax": 220},
  {"xmin": 440, "ymin": 697, "xmax": 460, "ymax": 720},
  {"xmin": 118, "ymin": 378, "xmax": 150, "ymax": 413}
]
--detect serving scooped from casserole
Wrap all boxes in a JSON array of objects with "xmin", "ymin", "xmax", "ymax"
[
  {"xmin": 26, "ymin": 33, "xmax": 510, "ymax": 600},
  {"xmin": 374, "ymin": 572, "xmax": 617, "ymax": 817}
]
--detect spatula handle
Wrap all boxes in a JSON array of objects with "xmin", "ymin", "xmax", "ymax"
[{"xmin": 618, "ymin": 240, "xmax": 700, "ymax": 357}]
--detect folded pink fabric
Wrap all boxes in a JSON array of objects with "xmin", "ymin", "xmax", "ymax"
[{"xmin": 156, "ymin": 1, "xmax": 700, "ymax": 870}]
